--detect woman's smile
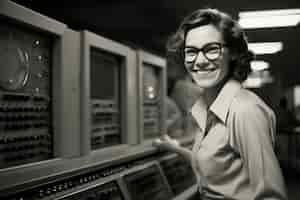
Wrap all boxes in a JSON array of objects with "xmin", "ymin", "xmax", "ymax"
[{"xmin": 191, "ymin": 67, "xmax": 218, "ymax": 74}]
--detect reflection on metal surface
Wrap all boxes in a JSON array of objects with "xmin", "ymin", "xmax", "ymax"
[{"xmin": 0, "ymin": 46, "xmax": 29, "ymax": 91}]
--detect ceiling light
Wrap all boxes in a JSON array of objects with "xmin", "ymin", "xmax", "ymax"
[
  {"xmin": 293, "ymin": 86, "xmax": 300, "ymax": 106},
  {"xmin": 243, "ymin": 77, "xmax": 263, "ymax": 88},
  {"xmin": 243, "ymin": 70, "xmax": 274, "ymax": 88},
  {"xmin": 238, "ymin": 9, "xmax": 300, "ymax": 29},
  {"xmin": 248, "ymin": 42, "xmax": 283, "ymax": 55},
  {"xmin": 239, "ymin": 16, "xmax": 300, "ymax": 29},
  {"xmin": 250, "ymin": 60, "xmax": 270, "ymax": 71},
  {"xmin": 239, "ymin": 8, "xmax": 300, "ymax": 18},
  {"xmin": 239, "ymin": 9, "xmax": 300, "ymax": 18}
]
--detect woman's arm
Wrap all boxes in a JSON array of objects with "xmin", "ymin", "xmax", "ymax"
[{"xmin": 233, "ymin": 103, "xmax": 287, "ymax": 200}]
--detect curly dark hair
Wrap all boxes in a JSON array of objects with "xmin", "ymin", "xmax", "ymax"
[{"xmin": 167, "ymin": 8, "xmax": 255, "ymax": 82}]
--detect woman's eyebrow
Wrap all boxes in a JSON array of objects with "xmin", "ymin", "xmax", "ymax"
[
  {"xmin": 184, "ymin": 45, "xmax": 198, "ymax": 49},
  {"xmin": 185, "ymin": 42, "xmax": 220, "ymax": 49}
]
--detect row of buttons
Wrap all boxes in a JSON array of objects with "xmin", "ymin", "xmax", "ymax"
[
  {"xmin": 92, "ymin": 114, "xmax": 118, "ymax": 121},
  {"xmin": 0, "ymin": 115, "xmax": 48, "ymax": 121},
  {"xmin": 1, "ymin": 94, "xmax": 48, "ymax": 102},
  {"xmin": 0, "ymin": 106, "xmax": 49, "ymax": 112},
  {"xmin": 33, "ymin": 168, "xmax": 126, "ymax": 198},
  {"xmin": 0, "ymin": 135, "xmax": 51, "ymax": 144},
  {"xmin": 0, "ymin": 142, "xmax": 51, "ymax": 153},
  {"xmin": 0, "ymin": 123, "xmax": 49, "ymax": 130},
  {"xmin": 3, "ymin": 151, "xmax": 51, "ymax": 163}
]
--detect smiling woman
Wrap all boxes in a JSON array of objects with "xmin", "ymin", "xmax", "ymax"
[
  {"xmin": 184, "ymin": 25, "xmax": 231, "ymax": 89},
  {"xmin": 153, "ymin": 8, "xmax": 287, "ymax": 200}
]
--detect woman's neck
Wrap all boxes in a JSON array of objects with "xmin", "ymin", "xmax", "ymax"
[{"xmin": 203, "ymin": 80, "xmax": 227, "ymax": 107}]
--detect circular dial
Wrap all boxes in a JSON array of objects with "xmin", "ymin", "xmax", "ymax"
[{"xmin": 0, "ymin": 46, "xmax": 29, "ymax": 91}]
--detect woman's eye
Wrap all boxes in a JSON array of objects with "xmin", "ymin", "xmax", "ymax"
[{"xmin": 206, "ymin": 47, "xmax": 219, "ymax": 53}]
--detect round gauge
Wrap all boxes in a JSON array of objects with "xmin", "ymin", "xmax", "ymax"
[{"xmin": 0, "ymin": 46, "xmax": 29, "ymax": 91}]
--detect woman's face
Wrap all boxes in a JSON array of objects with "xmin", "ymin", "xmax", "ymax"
[{"xmin": 184, "ymin": 24, "xmax": 231, "ymax": 89}]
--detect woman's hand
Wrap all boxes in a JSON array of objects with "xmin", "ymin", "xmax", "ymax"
[
  {"xmin": 152, "ymin": 134, "xmax": 180, "ymax": 152},
  {"xmin": 153, "ymin": 134, "xmax": 193, "ymax": 163}
]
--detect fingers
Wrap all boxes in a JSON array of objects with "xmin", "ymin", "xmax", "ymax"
[
  {"xmin": 152, "ymin": 138, "xmax": 163, "ymax": 147},
  {"xmin": 162, "ymin": 134, "xmax": 179, "ymax": 146},
  {"xmin": 152, "ymin": 134, "xmax": 169, "ymax": 147},
  {"xmin": 161, "ymin": 134, "xmax": 171, "ymax": 141},
  {"xmin": 173, "ymin": 139, "xmax": 180, "ymax": 146},
  {"xmin": 152, "ymin": 134, "xmax": 180, "ymax": 152}
]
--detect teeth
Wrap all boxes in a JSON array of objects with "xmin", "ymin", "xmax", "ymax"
[
  {"xmin": 192, "ymin": 68, "xmax": 216, "ymax": 73},
  {"xmin": 197, "ymin": 71, "xmax": 211, "ymax": 74}
]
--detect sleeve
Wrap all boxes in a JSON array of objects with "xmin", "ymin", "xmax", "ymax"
[{"xmin": 232, "ymin": 103, "xmax": 287, "ymax": 200}]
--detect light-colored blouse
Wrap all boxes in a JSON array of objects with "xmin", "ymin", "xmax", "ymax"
[{"xmin": 190, "ymin": 79, "xmax": 287, "ymax": 200}]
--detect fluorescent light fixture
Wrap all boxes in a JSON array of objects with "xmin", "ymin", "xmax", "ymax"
[
  {"xmin": 243, "ymin": 77, "xmax": 263, "ymax": 88},
  {"xmin": 238, "ymin": 9, "xmax": 300, "ymax": 29},
  {"xmin": 250, "ymin": 60, "xmax": 270, "ymax": 71},
  {"xmin": 239, "ymin": 9, "xmax": 300, "ymax": 18},
  {"xmin": 243, "ymin": 71, "xmax": 274, "ymax": 88},
  {"xmin": 293, "ymin": 85, "xmax": 300, "ymax": 106},
  {"xmin": 239, "ymin": 16, "xmax": 300, "ymax": 28},
  {"xmin": 248, "ymin": 42, "xmax": 283, "ymax": 54}
]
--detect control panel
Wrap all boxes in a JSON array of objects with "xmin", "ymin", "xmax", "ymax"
[
  {"xmin": 3, "ymin": 162, "xmax": 128, "ymax": 199},
  {"xmin": 159, "ymin": 154, "xmax": 197, "ymax": 195},
  {"xmin": 58, "ymin": 181, "xmax": 124, "ymax": 200},
  {"xmin": 123, "ymin": 164, "xmax": 173, "ymax": 200},
  {"xmin": 0, "ymin": 18, "xmax": 53, "ymax": 169},
  {"xmin": 90, "ymin": 48, "xmax": 121, "ymax": 150},
  {"xmin": 2, "ymin": 152, "xmax": 198, "ymax": 200}
]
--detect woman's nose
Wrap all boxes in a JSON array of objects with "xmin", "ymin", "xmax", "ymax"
[
  {"xmin": 191, "ymin": 54, "xmax": 209, "ymax": 71},
  {"xmin": 194, "ymin": 51, "xmax": 208, "ymax": 64}
]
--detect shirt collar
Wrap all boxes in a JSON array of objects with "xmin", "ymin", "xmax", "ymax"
[
  {"xmin": 210, "ymin": 79, "xmax": 242, "ymax": 124},
  {"xmin": 190, "ymin": 79, "xmax": 242, "ymax": 130},
  {"xmin": 190, "ymin": 97, "xmax": 207, "ymax": 132}
]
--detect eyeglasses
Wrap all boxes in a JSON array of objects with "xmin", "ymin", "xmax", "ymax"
[{"xmin": 184, "ymin": 42, "xmax": 227, "ymax": 62}]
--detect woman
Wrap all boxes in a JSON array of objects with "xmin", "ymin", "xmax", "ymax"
[{"xmin": 153, "ymin": 8, "xmax": 287, "ymax": 199}]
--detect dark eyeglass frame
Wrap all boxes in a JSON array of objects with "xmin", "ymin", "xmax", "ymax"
[{"xmin": 184, "ymin": 42, "xmax": 228, "ymax": 62}]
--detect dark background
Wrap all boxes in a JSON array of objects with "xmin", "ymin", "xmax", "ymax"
[{"xmin": 12, "ymin": 0, "xmax": 300, "ymax": 88}]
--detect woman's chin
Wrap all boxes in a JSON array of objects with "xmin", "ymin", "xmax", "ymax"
[{"xmin": 194, "ymin": 80, "xmax": 218, "ymax": 88}]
